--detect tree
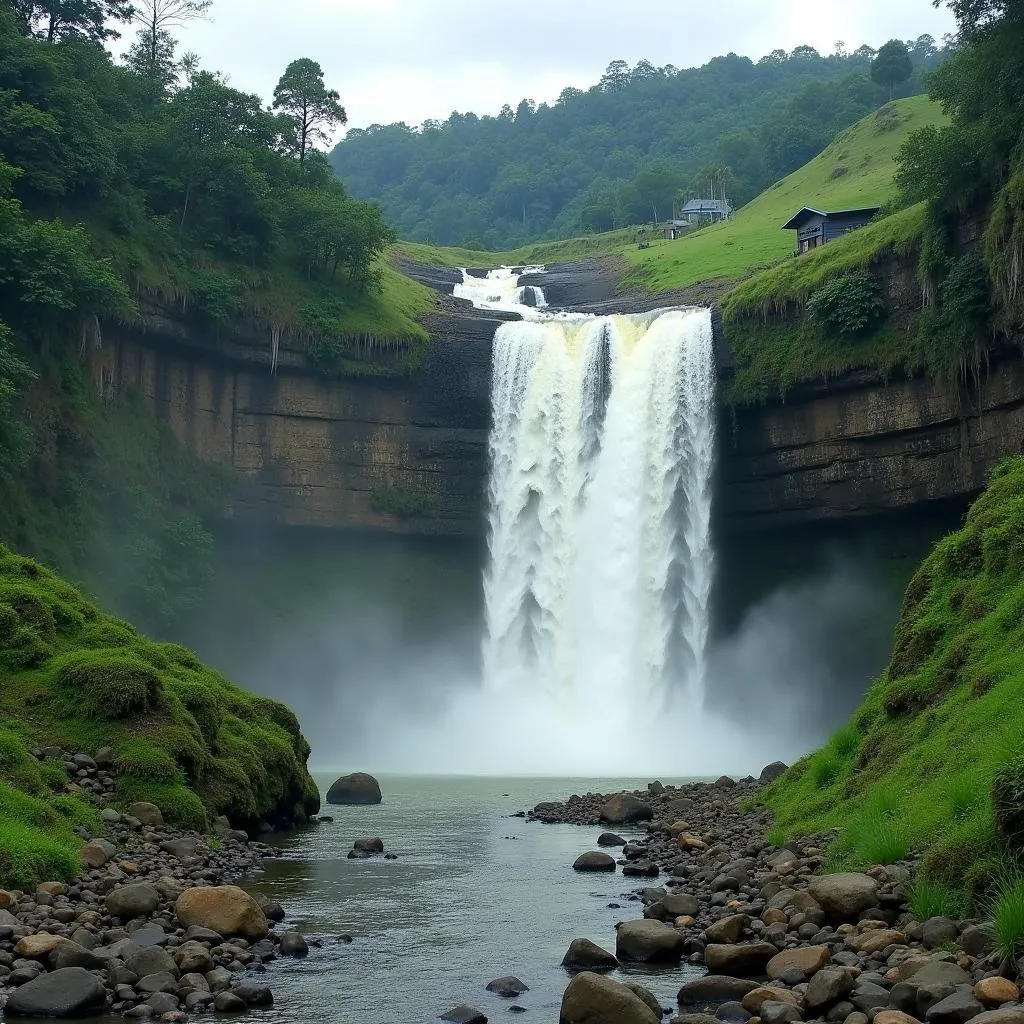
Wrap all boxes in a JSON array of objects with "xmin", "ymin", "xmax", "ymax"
[
  {"xmin": 14, "ymin": 0, "xmax": 134, "ymax": 43},
  {"xmin": 871, "ymin": 39, "xmax": 913, "ymax": 100},
  {"xmin": 272, "ymin": 58, "xmax": 346, "ymax": 167},
  {"xmin": 129, "ymin": 0, "xmax": 211, "ymax": 98}
]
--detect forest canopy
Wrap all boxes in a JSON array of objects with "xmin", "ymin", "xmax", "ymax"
[{"xmin": 331, "ymin": 38, "xmax": 948, "ymax": 249}]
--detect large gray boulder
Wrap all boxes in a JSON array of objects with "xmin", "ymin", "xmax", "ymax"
[
  {"xmin": 104, "ymin": 882, "xmax": 160, "ymax": 920},
  {"xmin": 573, "ymin": 851, "xmax": 616, "ymax": 872},
  {"xmin": 3, "ymin": 967, "xmax": 106, "ymax": 1018},
  {"xmin": 678, "ymin": 976, "xmax": 760, "ymax": 1008},
  {"xmin": 759, "ymin": 762, "xmax": 789, "ymax": 783},
  {"xmin": 615, "ymin": 919, "xmax": 685, "ymax": 963},
  {"xmin": 560, "ymin": 971, "xmax": 660, "ymax": 1024},
  {"xmin": 326, "ymin": 772, "xmax": 382, "ymax": 805},
  {"xmin": 704, "ymin": 942, "xmax": 779, "ymax": 976},
  {"xmin": 807, "ymin": 872, "xmax": 879, "ymax": 919},
  {"xmin": 561, "ymin": 937, "xmax": 618, "ymax": 973},
  {"xmin": 599, "ymin": 794, "xmax": 653, "ymax": 825}
]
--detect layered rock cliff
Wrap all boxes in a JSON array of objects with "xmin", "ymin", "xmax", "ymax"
[{"xmin": 100, "ymin": 260, "xmax": 1024, "ymax": 538}]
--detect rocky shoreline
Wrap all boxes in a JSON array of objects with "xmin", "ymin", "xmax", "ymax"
[
  {"xmin": 520, "ymin": 771, "xmax": 1024, "ymax": 1024},
  {"xmin": 0, "ymin": 748, "xmax": 315, "ymax": 1020}
]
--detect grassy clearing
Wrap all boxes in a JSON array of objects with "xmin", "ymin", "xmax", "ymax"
[
  {"xmin": 0, "ymin": 543, "xmax": 319, "ymax": 889},
  {"xmin": 395, "ymin": 97, "xmax": 945, "ymax": 294},
  {"xmin": 764, "ymin": 457, "xmax": 1024, "ymax": 910}
]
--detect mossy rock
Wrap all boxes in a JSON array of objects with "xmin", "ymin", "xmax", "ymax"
[{"xmin": 0, "ymin": 543, "xmax": 319, "ymax": 889}]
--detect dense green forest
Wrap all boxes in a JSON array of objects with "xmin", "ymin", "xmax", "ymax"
[
  {"xmin": 0, "ymin": 0, "xmax": 399, "ymax": 632},
  {"xmin": 331, "ymin": 38, "xmax": 949, "ymax": 249}
]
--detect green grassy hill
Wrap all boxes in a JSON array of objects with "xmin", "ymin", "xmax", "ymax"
[
  {"xmin": 0, "ymin": 544, "xmax": 319, "ymax": 889},
  {"xmin": 396, "ymin": 96, "xmax": 945, "ymax": 293},
  {"xmin": 764, "ymin": 457, "xmax": 1024, "ymax": 929}
]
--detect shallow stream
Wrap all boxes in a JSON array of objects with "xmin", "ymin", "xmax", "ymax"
[{"xmin": 237, "ymin": 774, "xmax": 704, "ymax": 1023}]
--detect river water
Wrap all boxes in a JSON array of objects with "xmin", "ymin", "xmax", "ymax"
[{"xmin": 239, "ymin": 775, "xmax": 704, "ymax": 1023}]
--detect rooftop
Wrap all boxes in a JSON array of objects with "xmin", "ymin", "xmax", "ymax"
[{"xmin": 781, "ymin": 205, "xmax": 881, "ymax": 230}]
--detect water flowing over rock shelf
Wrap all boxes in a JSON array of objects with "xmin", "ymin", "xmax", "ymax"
[{"xmin": 95, "ymin": 257, "xmax": 1024, "ymax": 539}]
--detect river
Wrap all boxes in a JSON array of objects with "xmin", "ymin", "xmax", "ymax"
[{"xmin": 238, "ymin": 775, "xmax": 705, "ymax": 1023}]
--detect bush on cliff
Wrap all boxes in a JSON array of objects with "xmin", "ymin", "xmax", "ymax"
[
  {"xmin": 0, "ymin": 542, "xmax": 320, "ymax": 887},
  {"xmin": 764, "ymin": 457, "xmax": 1024, "ymax": 907}
]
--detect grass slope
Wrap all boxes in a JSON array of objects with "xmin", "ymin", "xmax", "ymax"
[
  {"xmin": 765, "ymin": 457, "xmax": 1024, "ymax": 912},
  {"xmin": 394, "ymin": 98, "xmax": 945, "ymax": 290},
  {"xmin": 0, "ymin": 543, "xmax": 319, "ymax": 888}
]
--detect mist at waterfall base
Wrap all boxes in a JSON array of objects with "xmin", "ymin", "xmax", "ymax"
[{"xmin": 183, "ymin": 268, "xmax": 907, "ymax": 778}]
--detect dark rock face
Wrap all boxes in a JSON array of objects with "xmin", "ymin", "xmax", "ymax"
[
  {"xmin": 3, "ymin": 967, "xmax": 107, "ymax": 1018},
  {"xmin": 326, "ymin": 773, "xmax": 382, "ymax": 805}
]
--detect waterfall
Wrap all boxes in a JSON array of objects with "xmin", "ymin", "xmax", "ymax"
[
  {"xmin": 472, "ymin": 268, "xmax": 717, "ymax": 715},
  {"xmin": 453, "ymin": 266, "xmax": 547, "ymax": 313}
]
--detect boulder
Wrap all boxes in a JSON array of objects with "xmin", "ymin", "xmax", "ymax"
[
  {"xmin": 125, "ymin": 945, "xmax": 178, "ymax": 979},
  {"xmin": 922, "ymin": 917, "xmax": 959, "ymax": 949},
  {"xmin": 804, "ymin": 966, "xmax": 857, "ymax": 1011},
  {"xmin": 626, "ymin": 984, "xmax": 662, "ymax": 1018},
  {"xmin": 760, "ymin": 1002, "xmax": 802, "ymax": 1024},
  {"xmin": 960, "ymin": 925, "xmax": 996, "ymax": 957},
  {"xmin": 849, "ymin": 929, "xmax": 906, "ymax": 954},
  {"xmin": 105, "ymin": 882, "xmax": 160, "ymax": 919},
  {"xmin": 440, "ymin": 1006, "xmax": 487, "ymax": 1024},
  {"xmin": 661, "ymin": 893, "xmax": 700, "ymax": 917},
  {"xmin": 616, "ymin": 919, "xmax": 685, "ymax": 963},
  {"xmin": 742, "ymin": 988, "xmax": 800, "ymax": 1014},
  {"xmin": 326, "ymin": 773, "xmax": 381, "ymax": 805},
  {"xmin": 174, "ymin": 885, "xmax": 268, "ymax": 940},
  {"xmin": 279, "ymin": 931, "xmax": 309, "ymax": 957},
  {"xmin": 233, "ymin": 983, "xmax": 273, "ymax": 1007},
  {"xmin": 80, "ymin": 838, "xmax": 116, "ymax": 869},
  {"xmin": 679, "ymin": 977, "xmax": 761, "ymax": 1007},
  {"xmin": 561, "ymin": 937, "xmax": 618, "ymax": 973},
  {"xmin": 160, "ymin": 838, "xmax": 198, "ymax": 860},
  {"xmin": 15, "ymin": 933, "xmax": 67, "ymax": 960},
  {"xmin": 706, "ymin": 915, "xmax": 749, "ymax": 944},
  {"xmin": 969, "ymin": 1013, "xmax": 1024, "ymax": 1024},
  {"xmin": 973, "ymin": 978, "xmax": 1019, "ymax": 1007},
  {"xmin": 50, "ymin": 941, "xmax": 107, "ymax": 971},
  {"xmin": 573, "ymin": 851, "xmax": 616, "ymax": 872},
  {"xmin": 173, "ymin": 941, "xmax": 214, "ymax": 974},
  {"xmin": 486, "ymin": 977, "xmax": 529, "ymax": 997},
  {"xmin": 3, "ymin": 967, "xmax": 106, "ymax": 1018},
  {"xmin": 925, "ymin": 991, "xmax": 983, "ymax": 1024},
  {"xmin": 127, "ymin": 801, "xmax": 164, "ymax": 827},
  {"xmin": 875, "ymin": 1013, "xmax": 925, "ymax": 1024},
  {"xmin": 760, "ymin": 762, "xmax": 788, "ymax": 783},
  {"xmin": 599, "ymin": 794, "xmax": 653, "ymax": 825},
  {"xmin": 807, "ymin": 873, "xmax": 879, "ymax": 919},
  {"xmin": 766, "ymin": 945, "xmax": 830, "ymax": 979},
  {"xmin": 598, "ymin": 832, "xmax": 627, "ymax": 847},
  {"xmin": 704, "ymin": 942, "xmax": 779, "ymax": 976},
  {"xmin": 560, "ymin": 971, "xmax": 660, "ymax": 1024},
  {"xmin": 214, "ymin": 992, "xmax": 248, "ymax": 1013},
  {"xmin": 352, "ymin": 837, "xmax": 384, "ymax": 854}
]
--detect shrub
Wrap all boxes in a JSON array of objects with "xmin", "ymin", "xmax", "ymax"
[
  {"xmin": 854, "ymin": 815, "xmax": 909, "ymax": 865},
  {"xmin": 990, "ymin": 868, "xmax": 1024, "ymax": 959},
  {"xmin": 115, "ymin": 740, "xmax": 180, "ymax": 785},
  {"xmin": 806, "ymin": 270, "xmax": 884, "ymax": 336},
  {"xmin": 115, "ymin": 779, "xmax": 206, "ymax": 831},
  {"xmin": 909, "ymin": 878, "xmax": 965, "ymax": 920},
  {"xmin": 993, "ymin": 758, "xmax": 1024, "ymax": 847},
  {"xmin": 52, "ymin": 650, "xmax": 163, "ymax": 720}
]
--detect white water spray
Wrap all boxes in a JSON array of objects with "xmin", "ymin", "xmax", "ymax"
[
  {"xmin": 477, "ymin": 267, "xmax": 717, "ymax": 733},
  {"xmin": 453, "ymin": 266, "xmax": 549, "ymax": 314}
]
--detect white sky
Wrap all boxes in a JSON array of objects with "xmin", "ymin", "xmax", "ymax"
[{"xmin": 162, "ymin": 0, "xmax": 956, "ymax": 136}]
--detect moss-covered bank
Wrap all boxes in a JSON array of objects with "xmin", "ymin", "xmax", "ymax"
[
  {"xmin": 0, "ymin": 542, "xmax": 319, "ymax": 889},
  {"xmin": 764, "ymin": 456, "xmax": 1024, "ymax": 912}
]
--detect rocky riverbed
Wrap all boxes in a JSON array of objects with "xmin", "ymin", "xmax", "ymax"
[
  {"xmin": 0, "ymin": 747, "xmax": 315, "ymax": 1020},
  {"xmin": 520, "ymin": 769, "xmax": 1024, "ymax": 1024}
]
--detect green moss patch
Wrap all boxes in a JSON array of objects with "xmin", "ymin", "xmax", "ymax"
[
  {"xmin": 764, "ymin": 457, "xmax": 1024, "ymax": 908},
  {"xmin": 0, "ymin": 542, "xmax": 319, "ymax": 890}
]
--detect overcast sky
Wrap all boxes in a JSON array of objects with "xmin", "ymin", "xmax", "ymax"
[{"xmin": 166, "ymin": 0, "xmax": 956, "ymax": 136}]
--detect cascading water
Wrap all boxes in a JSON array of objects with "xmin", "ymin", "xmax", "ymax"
[
  {"xmin": 453, "ymin": 266, "xmax": 548, "ymax": 313},
  {"xmin": 475, "ymin": 267, "xmax": 717, "ymax": 732}
]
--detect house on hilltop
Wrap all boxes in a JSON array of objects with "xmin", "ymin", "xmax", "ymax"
[
  {"xmin": 783, "ymin": 206, "xmax": 880, "ymax": 254},
  {"xmin": 674, "ymin": 198, "xmax": 732, "ymax": 227}
]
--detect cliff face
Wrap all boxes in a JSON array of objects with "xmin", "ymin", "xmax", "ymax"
[
  {"xmin": 720, "ymin": 357, "xmax": 1024, "ymax": 532},
  {"xmin": 101, "ymin": 262, "xmax": 1024, "ymax": 538},
  {"xmin": 97, "ymin": 306, "xmax": 497, "ymax": 535}
]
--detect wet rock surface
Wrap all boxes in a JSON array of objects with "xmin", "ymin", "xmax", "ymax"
[
  {"xmin": 0, "ymin": 747, "xmax": 307, "ymax": 1020},
  {"xmin": 529, "ymin": 773, "xmax": 1024, "ymax": 1024}
]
